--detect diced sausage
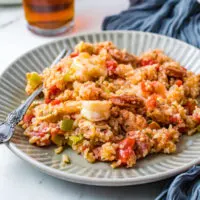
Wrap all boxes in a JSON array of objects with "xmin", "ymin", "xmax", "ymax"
[
  {"xmin": 109, "ymin": 48, "xmax": 138, "ymax": 66},
  {"xmin": 110, "ymin": 95, "xmax": 144, "ymax": 108},
  {"xmin": 165, "ymin": 66, "xmax": 186, "ymax": 78}
]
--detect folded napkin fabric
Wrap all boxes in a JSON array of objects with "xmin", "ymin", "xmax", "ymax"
[
  {"xmin": 102, "ymin": 0, "xmax": 200, "ymax": 48},
  {"xmin": 155, "ymin": 166, "xmax": 200, "ymax": 200}
]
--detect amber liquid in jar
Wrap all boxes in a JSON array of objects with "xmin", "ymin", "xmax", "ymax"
[{"xmin": 23, "ymin": 0, "xmax": 74, "ymax": 36}]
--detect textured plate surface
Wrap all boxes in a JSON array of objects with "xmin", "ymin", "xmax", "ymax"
[
  {"xmin": 1, "ymin": 31, "xmax": 200, "ymax": 186},
  {"xmin": 0, "ymin": 0, "xmax": 21, "ymax": 4}
]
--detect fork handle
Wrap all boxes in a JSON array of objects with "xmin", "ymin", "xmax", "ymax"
[
  {"xmin": 0, "ymin": 85, "xmax": 42, "ymax": 144},
  {"xmin": 0, "ymin": 49, "xmax": 70, "ymax": 144}
]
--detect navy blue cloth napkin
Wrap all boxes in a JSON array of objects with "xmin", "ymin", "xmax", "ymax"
[
  {"xmin": 155, "ymin": 166, "xmax": 200, "ymax": 200},
  {"xmin": 102, "ymin": 0, "xmax": 200, "ymax": 48}
]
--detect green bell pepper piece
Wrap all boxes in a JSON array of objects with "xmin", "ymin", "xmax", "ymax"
[{"xmin": 60, "ymin": 119, "xmax": 74, "ymax": 131}]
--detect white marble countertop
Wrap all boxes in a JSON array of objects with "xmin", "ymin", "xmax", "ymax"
[{"xmin": 0, "ymin": 1, "xmax": 167, "ymax": 199}]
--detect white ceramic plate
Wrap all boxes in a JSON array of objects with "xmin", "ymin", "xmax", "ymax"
[
  {"xmin": 1, "ymin": 31, "xmax": 200, "ymax": 186},
  {"xmin": 0, "ymin": 0, "xmax": 21, "ymax": 5}
]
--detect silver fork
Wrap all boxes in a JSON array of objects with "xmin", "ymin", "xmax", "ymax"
[{"xmin": 0, "ymin": 48, "xmax": 72, "ymax": 143}]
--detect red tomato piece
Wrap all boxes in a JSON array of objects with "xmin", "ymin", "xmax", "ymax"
[
  {"xmin": 106, "ymin": 60, "xmax": 117, "ymax": 73},
  {"xmin": 70, "ymin": 52, "xmax": 79, "ymax": 58},
  {"xmin": 141, "ymin": 81, "xmax": 149, "ymax": 93},
  {"xmin": 45, "ymin": 85, "xmax": 61, "ymax": 104},
  {"xmin": 49, "ymin": 85, "xmax": 60, "ymax": 96},
  {"xmin": 146, "ymin": 94, "xmax": 157, "ymax": 109},
  {"xmin": 51, "ymin": 99, "xmax": 61, "ymax": 105},
  {"xmin": 118, "ymin": 147, "xmax": 133, "ymax": 164},
  {"xmin": 45, "ymin": 98, "xmax": 51, "ymax": 104},
  {"xmin": 175, "ymin": 80, "xmax": 183, "ymax": 87},
  {"xmin": 119, "ymin": 137, "xmax": 135, "ymax": 149},
  {"xmin": 56, "ymin": 67, "xmax": 63, "ymax": 72},
  {"xmin": 118, "ymin": 137, "xmax": 135, "ymax": 164},
  {"xmin": 23, "ymin": 114, "xmax": 34, "ymax": 123},
  {"xmin": 140, "ymin": 59, "xmax": 157, "ymax": 66}
]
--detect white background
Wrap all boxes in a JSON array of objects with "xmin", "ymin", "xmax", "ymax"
[{"xmin": 0, "ymin": 1, "xmax": 166, "ymax": 199}]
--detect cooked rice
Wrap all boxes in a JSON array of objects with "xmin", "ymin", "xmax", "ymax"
[{"xmin": 19, "ymin": 41, "xmax": 200, "ymax": 168}]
